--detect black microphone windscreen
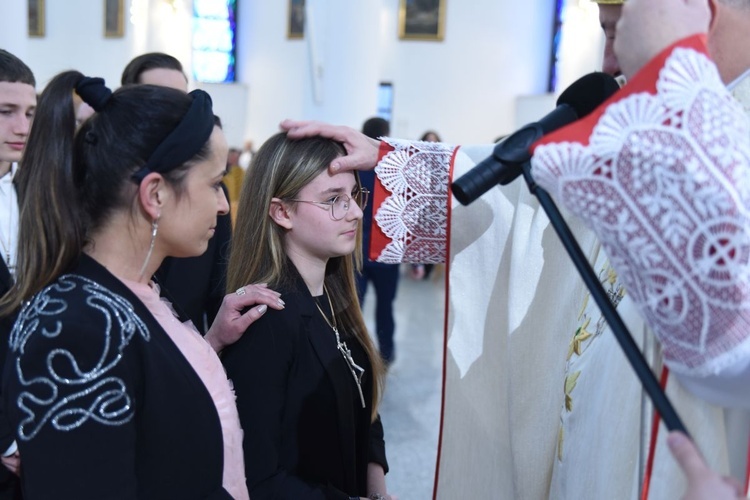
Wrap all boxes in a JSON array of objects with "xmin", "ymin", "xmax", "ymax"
[
  {"xmin": 451, "ymin": 71, "xmax": 621, "ymax": 206},
  {"xmin": 557, "ymin": 72, "xmax": 620, "ymax": 118}
]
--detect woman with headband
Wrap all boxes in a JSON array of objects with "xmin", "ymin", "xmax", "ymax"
[{"xmin": 1, "ymin": 71, "xmax": 284, "ymax": 499}]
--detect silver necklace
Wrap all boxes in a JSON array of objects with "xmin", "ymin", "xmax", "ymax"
[{"xmin": 314, "ymin": 286, "xmax": 366, "ymax": 408}]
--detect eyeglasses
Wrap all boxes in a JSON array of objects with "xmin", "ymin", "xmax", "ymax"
[{"xmin": 286, "ymin": 187, "xmax": 369, "ymax": 221}]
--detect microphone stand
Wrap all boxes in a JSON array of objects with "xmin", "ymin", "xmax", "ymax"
[{"xmin": 519, "ymin": 161, "xmax": 690, "ymax": 436}]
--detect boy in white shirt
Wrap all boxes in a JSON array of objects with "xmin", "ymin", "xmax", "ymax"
[{"xmin": 0, "ymin": 48, "xmax": 35, "ymax": 500}]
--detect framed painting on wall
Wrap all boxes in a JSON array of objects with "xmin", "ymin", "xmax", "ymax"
[
  {"xmin": 288, "ymin": 0, "xmax": 305, "ymax": 39},
  {"xmin": 104, "ymin": 0, "xmax": 124, "ymax": 38},
  {"xmin": 28, "ymin": 0, "xmax": 45, "ymax": 38},
  {"xmin": 398, "ymin": 0, "xmax": 446, "ymax": 41}
]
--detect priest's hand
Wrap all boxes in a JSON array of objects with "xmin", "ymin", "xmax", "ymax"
[
  {"xmin": 280, "ymin": 119, "xmax": 380, "ymax": 173},
  {"xmin": 205, "ymin": 283, "xmax": 285, "ymax": 353},
  {"xmin": 614, "ymin": 0, "xmax": 710, "ymax": 79},
  {"xmin": 667, "ymin": 432, "xmax": 745, "ymax": 500}
]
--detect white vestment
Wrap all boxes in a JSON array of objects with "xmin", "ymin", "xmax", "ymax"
[{"xmin": 370, "ymin": 38, "xmax": 750, "ymax": 497}]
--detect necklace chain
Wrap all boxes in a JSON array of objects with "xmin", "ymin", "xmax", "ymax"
[{"xmin": 314, "ymin": 286, "xmax": 366, "ymax": 408}]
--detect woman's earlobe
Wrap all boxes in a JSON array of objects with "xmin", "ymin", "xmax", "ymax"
[{"xmin": 138, "ymin": 172, "xmax": 166, "ymax": 221}]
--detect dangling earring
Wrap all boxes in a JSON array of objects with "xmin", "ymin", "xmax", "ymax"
[{"xmin": 138, "ymin": 216, "xmax": 159, "ymax": 280}]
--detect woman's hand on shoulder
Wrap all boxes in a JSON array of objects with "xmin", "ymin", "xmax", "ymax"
[
  {"xmin": 1, "ymin": 450, "xmax": 20, "ymax": 476},
  {"xmin": 205, "ymin": 283, "xmax": 285, "ymax": 353}
]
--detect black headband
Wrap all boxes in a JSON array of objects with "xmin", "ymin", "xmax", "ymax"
[
  {"xmin": 131, "ymin": 89, "xmax": 215, "ymax": 183},
  {"xmin": 75, "ymin": 77, "xmax": 112, "ymax": 112}
]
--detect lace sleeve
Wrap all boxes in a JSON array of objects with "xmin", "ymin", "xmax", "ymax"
[
  {"xmin": 371, "ymin": 138, "xmax": 456, "ymax": 264},
  {"xmin": 532, "ymin": 38, "xmax": 750, "ymax": 376}
]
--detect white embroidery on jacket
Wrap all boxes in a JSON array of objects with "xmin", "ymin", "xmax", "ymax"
[
  {"xmin": 10, "ymin": 275, "xmax": 150, "ymax": 440},
  {"xmin": 374, "ymin": 139, "xmax": 453, "ymax": 263},
  {"xmin": 533, "ymin": 48, "xmax": 750, "ymax": 375}
]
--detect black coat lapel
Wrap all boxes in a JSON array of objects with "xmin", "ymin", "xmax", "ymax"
[{"xmin": 0, "ymin": 258, "xmax": 12, "ymax": 297}]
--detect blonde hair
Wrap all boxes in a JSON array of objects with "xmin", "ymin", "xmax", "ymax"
[{"xmin": 227, "ymin": 132, "xmax": 385, "ymax": 420}]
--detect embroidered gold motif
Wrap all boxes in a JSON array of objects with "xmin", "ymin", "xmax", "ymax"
[
  {"xmin": 564, "ymin": 371, "xmax": 581, "ymax": 412},
  {"xmin": 607, "ymin": 267, "xmax": 617, "ymax": 285},
  {"xmin": 557, "ymin": 260, "xmax": 626, "ymax": 462},
  {"xmin": 567, "ymin": 318, "xmax": 593, "ymax": 360}
]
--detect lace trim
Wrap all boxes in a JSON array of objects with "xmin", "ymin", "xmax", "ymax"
[
  {"xmin": 10, "ymin": 275, "xmax": 150, "ymax": 440},
  {"xmin": 374, "ymin": 139, "xmax": 454, "ymax": 263},
  {"xmin": 533, "ymin": 47, "xmax": 750, "ymax": 376}
]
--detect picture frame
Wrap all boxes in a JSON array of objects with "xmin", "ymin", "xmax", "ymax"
[
  {"xmin": 398, "ymin": 0, "xmax": 446, "ymax": 41},
  {"xmin": 104, "ymin": 0, "xmax": 125, "ymax": 38},
  {"xmin": 287, "ymin": 0, "xmax": 305, "ymax": 39},
  {"xmin": 28, "ymin": 0, "xmax": 45, "ymax": 38}
]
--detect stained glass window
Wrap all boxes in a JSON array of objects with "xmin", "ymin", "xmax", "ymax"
[
  {"xmin": 192, "ymin": 0, "xmax": 237, "ymax": 83},
  {"xmin": 548, "ymin": 0, "xmax": 565, "ymax": 93}
]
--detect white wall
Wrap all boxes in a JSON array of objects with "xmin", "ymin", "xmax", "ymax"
[
  {"xmin": 1, "ymin": 0, "xmax": 604, "ymax": 149},
  {"xmin": 513, "ymin": 1, "xmax": 606, "ymax": 132},
  {"xmin": 238, "ymin": 0, "xmax": 557, "ymax": 145},
  {"xmin": 386, "ymin": 0, "xmax": 556, "ymax": 143},
  {"xmin": 1, "ymin": 0, "xmax": 138, "ymax": 88},
  {"xmin": 557, "ymin": 0, "xmax": 605, "ymax": 92}
]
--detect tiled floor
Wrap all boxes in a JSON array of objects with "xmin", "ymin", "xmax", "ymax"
[{"xmin": 361, "ymin": 269, "xmax": 445, "ymax": 500}]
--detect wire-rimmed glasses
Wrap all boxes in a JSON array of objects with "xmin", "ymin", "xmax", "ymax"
[{"xmin": 286, "ymin": 187, "xmax": 370, "ymax": 220}]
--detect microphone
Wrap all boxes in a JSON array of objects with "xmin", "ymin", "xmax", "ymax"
[{"xmin": 452, "ymin": 72, "xmax": 620, "ymax": 205}]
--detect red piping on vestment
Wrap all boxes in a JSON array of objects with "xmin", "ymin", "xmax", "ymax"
[
  {"xmin": 369, "ymin": 142, "xmax": 396, "ymax": 261},
  {"xmin": 432, "ymin": 146, "xmax": 459, "ymax": 500}
]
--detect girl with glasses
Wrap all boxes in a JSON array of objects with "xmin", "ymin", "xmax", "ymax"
[{"xmin": 222, "ymin": 132, "xmax": 392, "ymax": 500}]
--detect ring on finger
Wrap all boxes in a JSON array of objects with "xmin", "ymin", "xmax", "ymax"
[{"xmin": 235, "ymin": 287, "xmax": 246, "ymax": 296}]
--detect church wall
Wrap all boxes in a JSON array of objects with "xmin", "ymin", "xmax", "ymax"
[{"xmin": 0, "ymin": 0, "xmax": 603, "ymax": 149}]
